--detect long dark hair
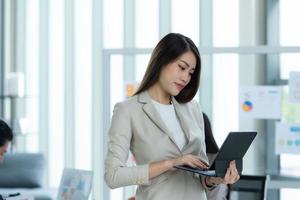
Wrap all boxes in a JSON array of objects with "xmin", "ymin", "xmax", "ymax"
[
  {"xmin": 0, "ymin": 120, "xmax": 13, "ymax": 146},
  {"xmin": 134, "ymin": 33, "xmax": 201, "ymax": 103},
  {"xmin": 203, "ymin": 113, "xmax": 219, "ymax": 154}
]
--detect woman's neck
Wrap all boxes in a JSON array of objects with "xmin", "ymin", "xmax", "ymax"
[{"xmin": 148, "ymin": 84, "xmax": 171, "ymax": 105}]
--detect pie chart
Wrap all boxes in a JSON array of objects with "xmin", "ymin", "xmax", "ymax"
[{"xmin": 242, "ymin": 100, "xmax": 253, "ymax": 112}]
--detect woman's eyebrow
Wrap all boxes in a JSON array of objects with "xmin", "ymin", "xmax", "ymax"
[
  {"xmin": 180, "ymin": 59, "xmax": 195, "ymax": 70},
  {"xmin": 179, "ymin": 59, "xmax": 190, "ymax": 68}
]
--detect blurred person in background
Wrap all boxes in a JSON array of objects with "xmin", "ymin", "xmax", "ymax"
[{"xmin": 0, "ymin": 119, "xmax": 13, "ymax": 163}]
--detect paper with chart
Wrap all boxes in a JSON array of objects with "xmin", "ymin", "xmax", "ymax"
[
  {"xmin": 275, "ymin": 122, "xmax": 300, "ymax": 154},
  {"xmin": 289, "ymin": 71, "xmax": 300, "ymax": 103},
  {"xmin": 239, "ymin": 86, "xmax": 281, "ymax": 119}
]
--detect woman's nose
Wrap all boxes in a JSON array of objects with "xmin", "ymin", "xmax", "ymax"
[{"xmin": 181, "ymin": 72, "xmax": 190, "ymax": 83}]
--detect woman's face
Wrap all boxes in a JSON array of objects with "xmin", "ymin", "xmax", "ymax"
[
  {"xmin": 0, "ymin": 142, "xmax": 8, "ymax": 163},
  {"xmin": 158, "ymin": 51, "xmax": 197, "ymax": 96}
]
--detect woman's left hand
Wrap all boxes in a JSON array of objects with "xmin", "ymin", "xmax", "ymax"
[{"xmin": 206, "ymin": 160, "xmax": 240, "ymax": 186}]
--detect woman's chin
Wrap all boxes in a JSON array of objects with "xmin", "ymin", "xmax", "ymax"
[{"xmin": 170, "ymin": 90, "xmax": 181, "ymax": 96}]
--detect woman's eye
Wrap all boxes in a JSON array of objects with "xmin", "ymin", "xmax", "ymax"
[{"xmin": 178, "ymin": 65, "xmax": 185, "ymax": 70}]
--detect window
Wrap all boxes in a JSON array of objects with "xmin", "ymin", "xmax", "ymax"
[
  {"xmin": 212, "ymin": 0, "xmax": 239, "ymax": 146},
  {"xmin": 135, "ymin": 54, "xmax": 150, "ymax": 82},
  {"xmin": 110, "ymin": 55, "xmax": 124, "ymax": 115},
  {"xmin": 280, "ymin": 54, "xmax": 300, "ymax": 79},
  {"xmin": 103, "ymin": 0, "xmax": 124, "ymax": 48},
  {"xmin": 213, "ymin": 0, "xmax": 239, "ymax": 47},
  {"xmin": 279, "ymin": 0, "xmax": 300, "ymax": 46},
  {"xmin": 25, "ymin": 0, "xmax": 39, "ymax": 152},
  {"xmin": 74, "ymin": 0, "xmax": 92, "ymax": 170},
  {"xmin": 171, "ymin": 0, "xmax": 199, "ymax": 45},
  {"xmin": 135, "ymin": 0, "xmax": 159, "ymax": 48},
  {"xmin": 212, "ymin": 54, "xmax": 239, "ymax": 145},
  {"xmin": 48, "ymin": 0, "xmax": 65, "ymax": 187}
]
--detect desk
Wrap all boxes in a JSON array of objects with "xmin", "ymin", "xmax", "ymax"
[
  {"xmin": 4, "ymin": 195, "xmax": 33, "ymax": 200},
  {"xmin": 267, "ymin": 175, "xmax": 300, "ymax": 189}
]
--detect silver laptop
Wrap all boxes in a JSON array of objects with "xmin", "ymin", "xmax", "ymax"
[{"xmin": 57, "ymin": 168, "xmax": 93, "ymax": 200}]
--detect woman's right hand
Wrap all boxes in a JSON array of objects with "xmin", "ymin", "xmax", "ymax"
[
  {"xmin": 149, "ymin": 154, "xmax": 209, "ymax": 180},
  {"xmin": 172, "ymin": 154, "xmax": 209, "ymax": 169}
]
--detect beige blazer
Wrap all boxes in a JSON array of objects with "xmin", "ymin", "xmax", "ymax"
[{"xmin": 105, "ymin": 91, "xmax": 210, "ymax": 200}]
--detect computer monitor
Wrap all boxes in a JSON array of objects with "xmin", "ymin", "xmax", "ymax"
[{"xmin": 57, "ymin": 168, "xmax": 93, "ymax": 200}]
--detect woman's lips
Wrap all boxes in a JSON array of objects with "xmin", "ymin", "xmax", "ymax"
[{"xmin": 175, "ymin": 83, "xmax": 185, "ymax": 91}]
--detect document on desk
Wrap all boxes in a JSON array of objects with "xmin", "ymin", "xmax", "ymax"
[{"xmin": 5, "ymin": 195, "xmax": 33, "ymax": 200}]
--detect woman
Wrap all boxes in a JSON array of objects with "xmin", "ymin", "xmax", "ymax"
[
  {"xmin": 203, "ymin": 113, "xmax": 229, "ymax": 200},
  {"xmin": 105, "ymin": 33, "xmax": 239, "ymax": 200}
]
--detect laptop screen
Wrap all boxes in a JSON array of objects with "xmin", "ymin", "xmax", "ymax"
[
  {"xmin": 57, "ymin": 168, "xmax": 93, "ymax": 200},
  {"xmin": 214, "ymin": 131, "xmax": 257, "ymax": 161}
]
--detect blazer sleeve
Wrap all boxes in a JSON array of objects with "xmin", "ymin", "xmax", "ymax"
[
  {"xmin": 104, "ymin": 102, "xmax": 150, "ymax": 189},
  {"xmin": 192, "ymin": 101, "xmax": 213, "ymax": 190},
  {"xmin": 192, "ymin": 100, "xmax": 208, "ymax": 161}
]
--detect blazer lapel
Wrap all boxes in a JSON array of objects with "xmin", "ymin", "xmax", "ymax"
[{"xmin": 138, "ymin": 92, "xmax": 180, "ymax": 150}]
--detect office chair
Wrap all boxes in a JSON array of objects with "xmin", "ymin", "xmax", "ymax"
[{"xmin": 228, "ymin": 175, "xmax": 268, "ymax": 200}]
